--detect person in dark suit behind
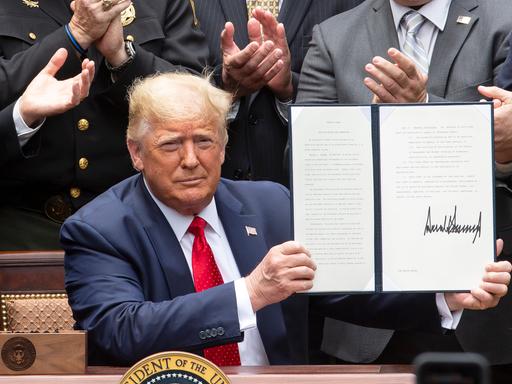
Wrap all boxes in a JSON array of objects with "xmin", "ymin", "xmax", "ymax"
[
  {"xmin": 62, "ymin": 72, "xmax": 511, "ymax": 366},
  {"xmin": 497, "ymin": 33, "xmax": 512, "ymax": 92},
  {"xmin": 470, "ymin": 84, "xmax": 512, "ymax": 382},
  {"xmin": 0, "ymin": 0, "xmax": 208, "ymax": 250},
  {"xmin": 194, "ymin": 0, "xmax": 363, "ymax": 186},
  {"xmin": 494, "ymin": 34, "xmax": 512, "ymax": 197},
  {"xmin": 295, "ymin": 0, "xmax": 512, "ymax": 370},
  {"xmin": 0, "ymin": 48, "xmax": 94, "ymax": 163}
]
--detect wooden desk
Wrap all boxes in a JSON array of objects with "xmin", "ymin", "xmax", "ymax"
[
  {"xmin": 0, "ymin": 365, "xmax": 415, "ymax": 384},
  {"xmin": 0, "ymin": 256, "xmax": 416, "ymax": 384},
  {"xmin": 0, "ymin": 251, "xmax": 64, "ymax": 292}
]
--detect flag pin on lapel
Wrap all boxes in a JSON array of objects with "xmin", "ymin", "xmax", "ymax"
[
  {"xmin": 456, "ymin": 16, "xmax": 471, "ymax": 25},
  {"xmin": 245, "ymin": 226, "xmax": 258, "ymax": 236}
]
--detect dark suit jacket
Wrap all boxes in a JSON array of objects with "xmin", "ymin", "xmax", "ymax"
[
  {"xmin": 297, "ymin": 0, "xmax": 512, "ymax": 364},
  {"xmin": 62, "ymin": 174, "xmax": 441, "ymax": 366},
  {"xmin": 497, "ymin": 33, "xmax": 512, "ymax": 91},
  {"xmin": 297, "ymin": 0, "xmax": 512, "ymax": 104},
  {"xmin": 194, "ymin": 0, "xmax": 363, "ymax": 186},
  {"xmin": 0, "ymin": 0, "xmax": 208, "ymax": 208}
]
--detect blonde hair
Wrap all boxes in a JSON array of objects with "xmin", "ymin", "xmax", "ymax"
[{"xmin": 126, "ymin": 72, "xmax": 232, "ymax": 146}]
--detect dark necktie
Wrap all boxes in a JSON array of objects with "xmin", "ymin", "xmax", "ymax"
[{"xmin": 188, "ymin": 216, "xmax": 241, "ymax": 366}]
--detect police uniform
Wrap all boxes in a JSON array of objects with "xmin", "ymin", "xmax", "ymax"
[{"xmin": 0, "ymin": 0, "xmax": 208, "ymax": 249}]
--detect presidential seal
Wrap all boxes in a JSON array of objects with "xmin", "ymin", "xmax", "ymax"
[
  {"xmin": 120, "ymin": 351, "xmax": 230, "ymax": 384},
  {"xmin": 1, "ymin": 337, "xmax": 36, "ymax": 371}
]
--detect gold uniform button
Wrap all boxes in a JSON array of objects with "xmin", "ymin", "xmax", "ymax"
[
  {"xmin": 77, "ymin": 119, "xmax": 89, "ymax": 131},
  {"xmin": 29, "ymin": 32, "xmax": 37, "ymax": 40},
  {"xmin": 70, "ymin": 188, "xmax": 81, "ymax": 199},
  {"xmin": 126, "ymin": 35, "xmax": 134, "ymax": 42},
  {"xmin": 78, "ymin": 157, "xmax": 89, "ymax": 170}
]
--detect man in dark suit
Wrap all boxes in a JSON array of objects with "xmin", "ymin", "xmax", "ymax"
[
  {"xmin": 0, "ymin": 0, "xmax": 208, "ymax": 249},
  {"xmin": 296, "ymin": 0, "xmax": 512, "ymax": 370},
  {"xmin": 62, "ymin": 72, "xmax": 511, "ymax": 366},
  {"xmin": 194, "ymin": 0, "xmax": 363, "ymax": 186}
]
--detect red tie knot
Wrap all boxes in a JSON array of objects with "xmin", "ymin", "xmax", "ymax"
[{"xmin": 188, "ymin": 216, "xmax": 207, "ymax": 237}]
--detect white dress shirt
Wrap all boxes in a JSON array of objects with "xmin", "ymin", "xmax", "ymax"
[{"xmin": 145, "ymin": 179, "xmax": 269, "ymax": 365}]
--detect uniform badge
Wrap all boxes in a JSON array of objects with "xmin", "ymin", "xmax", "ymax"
[
  {"xmin": 121, "ymin": 3, "xmax": 136, "ymax": 27},
  {"xmin": 22, "ymin": 0, "xmax": 39, "ymax": 8},
  {"xmin": 120, "ymin": 351, "xmax": 231, "ymax": 384},
  {"xmin": 189, "ymin": 0, "xmax": 199, "ymax": 28}
]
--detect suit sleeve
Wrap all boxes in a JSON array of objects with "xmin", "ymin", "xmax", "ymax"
[
  {"xmin": 61, "ymin": 218, "xmax": 243, "ymax": 366},
  {"xmin": 296, "ymin": 25, "xmax": 339, "ymax": 104},
  {"xmin": 496, "ymin": 33, "xmax": 512, "ymax": 90}
]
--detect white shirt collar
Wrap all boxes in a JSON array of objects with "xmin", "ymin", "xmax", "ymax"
[
  {"xmin": 143, "ymin": 178, "xmax": 223, "ymax": 241},
  {"xmin": 390, "ymin": 0, "xmax": 451, "ymax": 32}
]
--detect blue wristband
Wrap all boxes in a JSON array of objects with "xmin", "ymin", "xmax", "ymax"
[{"xmin": 64, "ymin": 24, "xmax": 87, "ymax": 57}]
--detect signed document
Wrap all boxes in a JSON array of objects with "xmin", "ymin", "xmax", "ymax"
[{"xmin": 290, "ymin": 103, "xmax": 495, "ymax": 293}]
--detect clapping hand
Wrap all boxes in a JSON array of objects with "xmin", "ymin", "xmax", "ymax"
[{"xmin": 19, "ymin": 48, "xmax": 95, "ymax": 127}]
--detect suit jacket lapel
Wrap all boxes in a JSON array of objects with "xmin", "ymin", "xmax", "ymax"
[
  {"xmin": 215, "ymin": 181, "xmax": 268, "ymax": 277},
  {"xmin": 278, "ymin": 0, "xmax": 312, "ymax": 47},
  {"xmin": 219, "ymin": 0, "xmax": 250, "ymax": 46},
  {"xmin": 215, "ymin": 180, "xmax": 291, "ymax": 363},
  {"xmin": 133, "ymin": 176, "xmax": 196, "ymax": 298},
  {"xmin": 428, "ymin": 0, "xmax": 479, "ymax": 97},
  {"xmin": 39, "ymin": 0, "xmax": 71, "ymax": 26},
  {"xmin": 366, "ymin": 0, "xmax": 399, "ymax": 59}
]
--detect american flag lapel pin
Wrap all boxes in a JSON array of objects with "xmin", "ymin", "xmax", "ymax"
[
  {"xmin": 245, "ymin": 226, "xmax": 258, "ymax": 236},
  {"xmin": 456, "ymin": 16, "xmax": 471, "ymax": 25}
]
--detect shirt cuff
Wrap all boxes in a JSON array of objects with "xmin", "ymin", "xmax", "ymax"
[
  {"xmin": 234, "ymin": 278, "xmax": 257, "ymax": 332},
  {"xmin": 13, "ymin": 98, "xmax": 45, "ymax": 147},
  {"xmin": 436, "ymin": 292, "xmax": 463, "ymax": 329},
  {"xmin": 227, "ymin": 99, "xmax": 241, "ymax": 123},
  {"xmin": 274, "ymin": 96, "xmax": 291, "ymax": 122}
]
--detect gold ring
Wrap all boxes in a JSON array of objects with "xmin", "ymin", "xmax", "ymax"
[{"xmin": 102, "ymin": 0, "xmax": 113, "ymax": 11}]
